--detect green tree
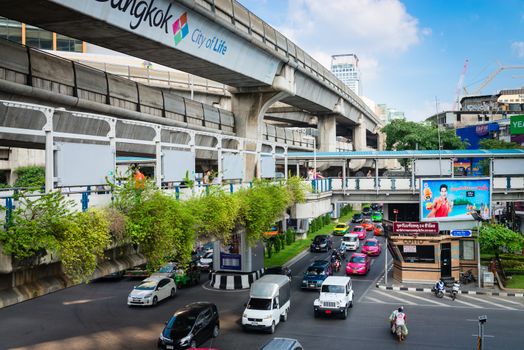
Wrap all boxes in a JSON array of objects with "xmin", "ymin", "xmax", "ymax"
[
  {"xmin": 480, "ymin": 138, "xmax": 524, "ymax": 150},
  {"xmin": 14, "ymin": 166, "xmax": 45, "ymax": 189},
  {"xmin": 479, "ymin": 223, "xmax": 524, "ymax": 259}
]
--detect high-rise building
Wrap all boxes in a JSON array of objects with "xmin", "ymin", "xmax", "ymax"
[{"xmin": 330, "ymin": 54, "xmax": 361, "ymax": 95}]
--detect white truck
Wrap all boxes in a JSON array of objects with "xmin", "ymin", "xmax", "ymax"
[
  {"xmin": 313, "ymin": 276, "xmax": 354, "ymax": 319},
  {"xmin": 242, "ymin": 274, "xmax": 291, "ymax": 333}
]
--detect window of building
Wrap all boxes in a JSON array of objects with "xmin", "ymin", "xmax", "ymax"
[
  {"xmin": 0, "ymin": 17, "xmax": 22, "ymax": 43},
  {"xmin": 460, "ymin": 240, "xmax": 475, "ymax": 260},
  {"xmin": 26, "ymin": 25, "xmax": 52, "ymax": 49},
  {"xmin": 398, "ymin": 245, "xmax": 435, "ymax": 263},
  {"xmin": 56, "ymin": 34, "xmax": 82, "ymax": 52}
]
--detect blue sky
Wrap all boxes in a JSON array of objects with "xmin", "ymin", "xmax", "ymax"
[{"xmin": 238, "ymin": 0, "xmax": 524, "ymax": 121}]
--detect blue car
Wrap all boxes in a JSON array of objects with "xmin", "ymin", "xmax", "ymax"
[{"xmin": 301, "ymin": 260, "xmax": 332, "ymax": 290}]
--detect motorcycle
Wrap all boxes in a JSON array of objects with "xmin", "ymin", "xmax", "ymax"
[
  {"xmin": 460, "ymin": 270, "xmax": 476, "ymax": 284},
  {"xmin": 431, "ymin": 280, "xmax": 445, "ymax": 298},
  {"xmin": 450, "ymin": 281, "xmax": 460, "ymax": 301},
  {"xmin": 332, "ymin": 258, "xmax": 341, "ymax": 272}
]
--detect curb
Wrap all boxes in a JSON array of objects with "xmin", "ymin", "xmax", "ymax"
[
  {"xmin": 375, "ymin": 284, "xmax": 524, "ymax": 297},
  {"xmin": 210, "ymin": 268, "xmax": 264, "ymax": 290}
]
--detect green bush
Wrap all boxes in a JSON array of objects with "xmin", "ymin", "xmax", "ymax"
[{"xmin": 14, "ymin": 166, "xmax": 45, "ymax": 189}]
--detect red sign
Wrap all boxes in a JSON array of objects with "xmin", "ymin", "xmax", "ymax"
[
  {"xmin": 393, "ymin": 209, "xmax": 399, "ymax": 214},
  {"xmin": 393, "ymin": 222, "xmax": 439, "ymax": 234}
]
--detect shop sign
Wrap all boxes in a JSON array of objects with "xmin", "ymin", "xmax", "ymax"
[
  {"xmin": 220, "ymin": 252, "xmax": 241, "ymax": 271},
  {"xmin": 403, "ymin": 245, "xmax": 417, "ymax": 253},
  {"xmin": 450, "ymin": 230, "xmax": 472, "ymax": 237},
  {"xmin": 510, "ymin": 115, "xmax": 524, "ymax": 135},
  {"xmin": 393, "ymin": 221, "xmax": 439, "ymax": 234}
]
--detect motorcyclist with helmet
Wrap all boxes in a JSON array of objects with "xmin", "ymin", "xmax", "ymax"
[{"xmin": 389, "ymin": 306, "xmax": 408, "ymax": 341}]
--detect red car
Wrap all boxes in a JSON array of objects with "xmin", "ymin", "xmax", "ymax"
[
  {"xmin": 346, "ymin": 253, "xmax": 371, "ymax": 275},
  {"xmin": 361, "ymin": 219, "xmax": 375, "ymax": 232},
  {"xmin": 351, "ymin": 225, "xmax": 366, "ymax": 240},
  {"xmin": 361, "ymin": 238, "xmax": 382, "ymax": 256},
  {"xmin": 374, "ymin": 223, "xmax": 384, "ymax": 236}
]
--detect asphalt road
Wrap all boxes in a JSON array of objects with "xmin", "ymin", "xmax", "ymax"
[{"xmin": 0, "ymin": 219, "xmax": 523, "ymax": 350}]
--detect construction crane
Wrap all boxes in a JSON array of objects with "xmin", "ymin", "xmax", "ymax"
[
  {"xmin": 463, "ymin": 63, "xmax": 524, "ymax": 96},
  {"xmin": 454, "ymin": 59, "xmax": 469, "ymax": 110}
]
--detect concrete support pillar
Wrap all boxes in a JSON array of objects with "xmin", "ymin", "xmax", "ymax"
[
  {"xmin": 231, "ymin": 91, "xmax": 287, "ymax": 182},
  {"xmin": 377, "ymin": 131, "xmax": 386, "ymax": 151},
  {"xmin": 352, "ymin": 114, "xmax": 367, "ymax": 151},
  {"xmin": 318, "ymin": 114, "xmax": 337, "ymax": 152}
]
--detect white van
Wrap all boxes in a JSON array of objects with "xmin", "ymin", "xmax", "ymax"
[
  {"xmin": 242, "ymin": 274, "xmax": 291, "ymax": 334},
  {"xmin": 342, "ymin": 233, "xmax": 359, "ymax": 251}
]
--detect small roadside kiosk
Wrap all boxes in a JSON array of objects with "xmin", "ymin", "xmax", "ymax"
[
  {"xmin": 387, "ymin": 177, "xmax": 490, "ymax": 284},
  {"xmin": 387, "ymin": 221, "xmax": 479, "ymax": 283}
]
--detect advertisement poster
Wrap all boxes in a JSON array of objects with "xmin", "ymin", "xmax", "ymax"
[{"xmin": 420, "ymin": 178, "xmax": 491, "ymax": 222}]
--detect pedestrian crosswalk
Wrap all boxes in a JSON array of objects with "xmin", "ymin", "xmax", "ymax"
[{"xmin": 361, "ymin": 288, "xmax": 524, "ymax": 311}]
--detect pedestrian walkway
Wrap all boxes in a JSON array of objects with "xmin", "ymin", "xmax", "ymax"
[
  {"xmin": 376, "ymin": 261, "xmax": 524, "ymax": 298},
  {"xmin": 361, "ymin": 288, "xmax": 524, "ymax": 311}
]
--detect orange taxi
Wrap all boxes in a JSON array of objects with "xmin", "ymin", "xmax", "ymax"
[
  {"xmin": 361, "ymin": 219, "xmax": 375, "ymax": 231},
  {"xmin": 374, "ymin": 223, "xmax": 384, "ymax": 236}
]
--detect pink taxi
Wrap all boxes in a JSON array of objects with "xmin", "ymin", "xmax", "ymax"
[
  {"xmin": 346, "ymin": 253, "xmax": 371, "ymax": 275},
  {"xmin": 351, "ymin": 225, "xmax": 366, "ymax": 240},
  {"xmin": 361, "ymin": 238, "xmax": 382, "ymax": 256}
]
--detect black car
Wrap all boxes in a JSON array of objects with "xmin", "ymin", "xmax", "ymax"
[
  {"xmin": 310, "ymin": 234, "xmax": 332, "ymax": 252},
  {"xmin": 362, "ymin": 207, "xmax": 372, "ymax": 216},
  {"xmin": 371, "ymin": 203, "xmax": 382, "ymax": 212},
  {"xmin": 264, "ymin": 266, "xmax": 292, "ymax": 280},
  {"xmin": 351, "ymin": 213, "xmax": 363, "ymax": 223},
  {"xmin": 158, "ymin": 302, "xmax": 220, "ymax": 349}
]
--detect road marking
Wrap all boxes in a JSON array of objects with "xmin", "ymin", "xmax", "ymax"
[
  {"xmin": 365, "ymin": 296, "xmax": 386, "ymax": 303},
  {"xmin": 461, "ymin": 294, "xmax": 518, "ymax": 310},
  {"xmin": 487, "ymin": 296, "xmax": 523, "ymax": 306},
  {"xmin": 201, "ymin": 281, "xmax": 249, "ymax": 293},
  {"xmin": 472, "ymin": 334, "xmax": 495, "ymax": 338},
  {"xmin": 373, "ymin": 290, "xmax": 417, "ymax": 305},
  {"xmin": 395, "ymin": 291, "xmax": 450, "ymax": 307},
  {"xmin": 452, "ymin": 298, "xmax": 483, "ymax": 308},
  {"xmin": 370, "ymin": 259, "xmax": 375, "ymax": 266}
]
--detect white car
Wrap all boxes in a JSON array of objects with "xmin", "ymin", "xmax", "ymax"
[
  {"xmin": 198, "ymin": 251, "xmax": 213, "ymax": 271},
  {"xmin": 342, "ymin": 233, "xmax": 359, "ymax": 251},
  {"xmin": 127, "ymin": 276, "xmax": 176, "ymax": 307}
]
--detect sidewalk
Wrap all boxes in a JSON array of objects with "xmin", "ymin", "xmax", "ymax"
[{"xmin": 375, "ymin": 263, "xmax": 524, "ymax": 298}]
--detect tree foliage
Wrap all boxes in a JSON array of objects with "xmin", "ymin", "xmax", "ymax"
[
  {"xmin": 14, "ymin": 166, "xmax": 45, "ymax": 189},
  {"xmin": 382, "ymin": 119, "xmax": 467, "ymax": 151},
  {"xmin": 479, "ymin": 138, "xmax": 524, "ymax": 150},
  {"xmin": 479, "ymin": 223, "xmax": 524, "ymax": 258}
]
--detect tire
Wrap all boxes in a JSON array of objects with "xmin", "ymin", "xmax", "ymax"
[
  {"xmin": 212, "ymin": 324, "xmax": 219, "ymax": 338},
  {"xmin": 349, "ymin": 300, "xmax": 353, "ymax": 308},
  {"xmin": 314, "ymin": 310, "xmax": 319, "ymax": 318},
  {"xmin": 190, "ymin": 340, "xmax": 197, "ymax": 348},
  {"xmin": 170, "ymin": 288, "xmax": 176, "ymax": 298},
  {"xmin": 268, "ymin": 321, "xmax": 275, "ymax": 334},
  {"xmin": 437, "ymin": 291, "xmax": 443, "ymax": 298},
  {"xmin": 342, "ymin": 306, "xmax": 348, "ymax": 319},
  {"xmin": 281, "ymin": 309, "xmax": 288, "ymax": 322},
  {"xmin": 152, "ymin": 296, "xmax": 158, "ymax": 306}
]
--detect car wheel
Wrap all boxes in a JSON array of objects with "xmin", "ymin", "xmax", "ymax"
[
  {"xmin": 190, "ymin": 340, "xmax": 197, "ymax": 348},
  {"xmin": 349, "ymin": 300, "xmax": 353, "ymax": 308},
  {"xmin": 152, "ymin": 296, "xmax": 158, "ymax": 306},
  {"xmin": 281, "ymin": 309, "xmax": 288, "ymax": 322},
  {"xmin": 342, "ymin": 306, "xmax": 348, "ymax": 319},
  {"xmin": 212, "ymin": 324, "xmax": 220, "ymax": 338},
  {"xmin": 170, "ymin": 288, "xmax": 176, "ymax": 298},
  {"xmin": 269, "ymin": 321, "xmax": 275, "ymax": 334},
  {"xmin": 314, "ymin": 310, "xmax": 319, "ymax": 318}
]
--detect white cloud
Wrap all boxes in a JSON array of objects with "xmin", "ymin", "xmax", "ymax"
[
  {"xmin": 511, "ymin": 41, "xmax": 524, "ymax": 58},
  {"xmin": 275, "ymin": 0, "xmax": 424, "ymax": 87}
]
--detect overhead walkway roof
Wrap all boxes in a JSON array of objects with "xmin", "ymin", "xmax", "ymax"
[{"xmin": 286, "ymin": 149, "xmax": 524, "ymax": 160}]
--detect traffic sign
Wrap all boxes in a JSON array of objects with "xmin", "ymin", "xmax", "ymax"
[{"xmin": 450, "ymin": 230, "xmax": 472, "ymax": 237}]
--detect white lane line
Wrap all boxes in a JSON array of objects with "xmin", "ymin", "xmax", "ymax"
[
  {"xmin": 395, "ymin": 291, "xmax": 450, "ymax": 307},
  {"xmin": 452, "ymin": 298, "xmax": 483, "ymax": 309},
  {"xmin": 461, "ymin": 294, "xmax": 518, "ymax": 310},
  {"xmin": 487, "ymin": 296, "xmax": 524, "ymax": 306},
  {"xmin": 472, "ymin": 334, "xmax": 495, "ymax": 338},
  {"xmin": 373, "ymin": 290, "xmax": 417, "ymax": 305},
  {"xmin": 365, "ymin": 296, "xmax": 386, "ymax": 304}
]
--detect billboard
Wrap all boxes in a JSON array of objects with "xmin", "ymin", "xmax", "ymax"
[{"xmin": 420, "ymin": 178, "xmax": 491, "ymax": 222}]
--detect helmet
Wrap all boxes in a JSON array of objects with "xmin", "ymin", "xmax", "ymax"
[{"xmin": 398, "ymin": 306, "xmax": 404, "ymax": 312}]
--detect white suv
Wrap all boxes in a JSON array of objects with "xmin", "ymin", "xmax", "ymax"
[
  {"xmin": 313, "ymin": 276, "xmax": 353, "ymax": 319},
  {"xmin": 342, "ymin": 233, "xmax": 359, "ymax": 251}
]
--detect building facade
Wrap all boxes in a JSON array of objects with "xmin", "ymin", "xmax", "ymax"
[{"xmin": 330, "ymin": 54, "xmax": 361, "ymax": 96}]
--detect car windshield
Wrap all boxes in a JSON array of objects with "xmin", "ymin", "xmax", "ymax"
[
  {"xmin": 321, "ymin": 285, "xmax": 345, "ymax": 293},
  {"xmin": 350, "ymin": 256, "xmax": 366, "ymax": 263},
  {"xmin": 354, "ymin": 214, "xmax": 362, "ymax": 218},
  {"xmin": 135, "ymin": 281, "xmax": 157, "ymax": 290},
  {"xmin": 335, "ymin": 224, "xmax": 346, "ymax": 229},
  {"xmin": 365, "ymin": 241, "xmax": 378, "ymax": 246},
  {"xmin": 247, "ymin": 298, "xmax": 271, "ymax": 310},
  {"xmin": 166, "ymin": 314, "xmax": 196, "ymax": 332},
  {"xmin": 202, "ymin": 252, "xmax": 213, "ymax": 259},
  {"xmin": 158, "ymin": 265, "xmax": 175, "ymax": 273},
  {"xmin": 349, "ymin": 236, "xmax": 358, "ymax": 242},
  {"xmin": 376, "ymin": 224, "xmax": 383, "ymax": 229},
  {"xmin": 313, "ymin": 238, "xmax": 326, "ymax": 244},
  {"xmin": 306, "ymin": 267, "xmax": 325, "ymax": 275},
  {"xmin": 353, "ymin": 227, "xmax": 363, "ymax": 232}
]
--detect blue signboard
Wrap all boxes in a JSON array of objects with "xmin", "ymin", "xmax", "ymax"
[
  {"xmin": 220, "ymin": 252, "xmax": 241, "ymax": 271},
  {"xmin": 450, "ymin": 230, "xmax": 472, "ymax": 237}
]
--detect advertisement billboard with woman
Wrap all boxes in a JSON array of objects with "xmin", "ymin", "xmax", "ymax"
[{"xmin": 420, "ymin": 178, "xmax": 491, "ymax": 222}]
